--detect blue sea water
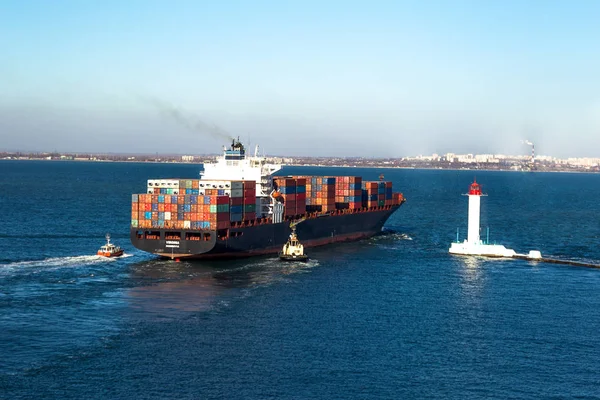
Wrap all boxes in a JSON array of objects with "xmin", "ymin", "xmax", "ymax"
[{"xmin": 1, "ymin": 160, "xmax": 600, "ymax": 399}]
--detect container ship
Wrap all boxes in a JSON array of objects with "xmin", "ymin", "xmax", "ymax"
[{"xmin": 130, "ymin": 140, "xmax": 405, "ymax": 259}]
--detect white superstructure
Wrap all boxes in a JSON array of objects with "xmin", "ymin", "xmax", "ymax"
[{"xmin": 200, "ymin": 139, "xmax": 282, "ymax": 217}]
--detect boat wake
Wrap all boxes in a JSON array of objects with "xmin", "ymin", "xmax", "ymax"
[
  {"xmin": 372, "ymin": 232, "xmax": 413, "ymax": 242},
  {"xmin": 0, "ymin": 255, "xmax": 118, "ymax": 274}
]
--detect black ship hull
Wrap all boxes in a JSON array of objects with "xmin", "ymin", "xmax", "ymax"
[{"xmin": 130, "ymin": 205, "xmax": 401, "ymax": 259}]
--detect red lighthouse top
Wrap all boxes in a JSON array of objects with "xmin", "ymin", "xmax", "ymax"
[{"xmin": 469, "ymin": 179, "xmax": 482, "ymax": 195}]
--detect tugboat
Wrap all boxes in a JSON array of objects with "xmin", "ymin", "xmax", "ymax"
[
  {"xmin": 97, "ymin": 233, "xmax": 124, "ymax": 257},
  {"xmin": 279, "ymin": 219, "xmax": 308, "ymax": 262}
]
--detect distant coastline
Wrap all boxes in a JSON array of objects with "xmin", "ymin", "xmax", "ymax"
[{"xmin": 2, "ymin": 152, "xmax": 598, "ymax": 173}]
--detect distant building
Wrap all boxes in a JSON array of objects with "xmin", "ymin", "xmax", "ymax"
[{"xmin": 181, "ymin": 155, "xmax": 195, "ymax": 162}]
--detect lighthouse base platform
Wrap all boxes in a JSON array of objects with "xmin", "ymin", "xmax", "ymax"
[{"xmin": 449, "ymin": 241, "xmax": 517, "ymax": 258}]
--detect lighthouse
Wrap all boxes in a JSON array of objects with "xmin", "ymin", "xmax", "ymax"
[
  {"xmin": 449, "ymin": 179, "xmax": 518, "ymax": 257},
  {"xmin": 467, "ymin": 180, "xmax": 483, "ymax": 244}
]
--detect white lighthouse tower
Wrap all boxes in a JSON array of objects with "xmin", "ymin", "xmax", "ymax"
[
  {"xmin": 466, "ymin": 179, "xmax": 483, "ymax": 245},
  {"xmin": 449, "ymin": 179, "xmax": 517, "ymax": 257}
]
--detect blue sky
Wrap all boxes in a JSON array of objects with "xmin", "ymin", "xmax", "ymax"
[{"xmin": 1, "ymin": 0, "xmax": 599, "ymax": 157}]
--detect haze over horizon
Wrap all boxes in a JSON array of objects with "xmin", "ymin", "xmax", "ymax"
[{"xmin": 1, "ymin": 1, "xmax": 599, "ymax": 158}]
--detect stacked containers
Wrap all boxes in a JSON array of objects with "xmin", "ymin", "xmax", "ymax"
[
  {"xmin": 242, "ymin": 180, "xmax": 257, "ymax": 221},
  {"xmin": 274, "ymin": 177, "xmax": 297, "ymax": 216},
  {"xmin": 294, "ymin": 178, "xmax": 306, "ymax": 215},
  {"xmin": 199, "ymin": 180, "xmax": 257, "ymax": 222},
  {"xmin": 133, "ymin": 191, "xmax": 230, "ymax": 230},
  {"xmin": 334, "ymin": 176, "xmax": 362, "ymax": 209},
  {"xmin": 131, "ymin": 194, "xmax": 139, "ymax": 227},
  {"xmin": 302, "ymin": 176, "xmax": 336, "ymax": 212},
  {"xmin": 362, "ymin": 181, "xmax": 395, "ymax": 207},
  {"xmin": 385, "ymin": 181, "xmax": 393, "ymax": 206},
  {"xmin": 362, "ymin": 181, "xmax": 380, "ymax": 208}
]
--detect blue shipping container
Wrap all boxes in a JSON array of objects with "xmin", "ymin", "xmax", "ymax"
[
  {"xmin": 158, "ymin": 195, "xmax": 165, "ymax": 203},
  {"xmin": 230, "ymin": 205, "xmax": 243, "ymax": 214},
  {"xmin": 151, "ymin": 203, "xmax": 158, "ymax": 211},
  {"xmin": 280, "ymin": 186, "xmax": 296, "ymax": 194},
  {"xmin": 145, "ymin": 211, "xmax": 152, "ymax": 219}
]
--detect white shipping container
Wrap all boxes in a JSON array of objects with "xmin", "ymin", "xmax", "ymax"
[
  {"xmin": 199, "ymin": 179, "xmax": 244, "ymax": 189},
  {"xmin": 161, "ymin": 179, "xmax": 180, "ymax": 188},
  {"xmin": 183, "ymin": 221, "xmax": 191, "ymax": 229},
  {"xmin": 165, "ymin": 212, "xmax": 171, "ymax": 220},
  {"xmin": 147, "ymin": 179, "xmax": 180, "ymax": 188}
]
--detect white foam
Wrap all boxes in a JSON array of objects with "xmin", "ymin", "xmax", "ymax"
[{"xmin": 0, "ymin": 254, "xmax": 117, "ymax": 273}]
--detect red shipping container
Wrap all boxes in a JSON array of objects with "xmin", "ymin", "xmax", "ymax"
[
  {"xmin": 230, "ymin": 197, "xmax": 243, "ymax": 206},
  {"xmin": 217, "ymin": 220, "xmax": 230, "ymax": 230},
  {"xmin": 243, "ymin": 180, "xmax": 256, "ymax": 189},
  {"xmin": 216, "ymin": 195, "xmax": 229, "ymax": 205}
]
